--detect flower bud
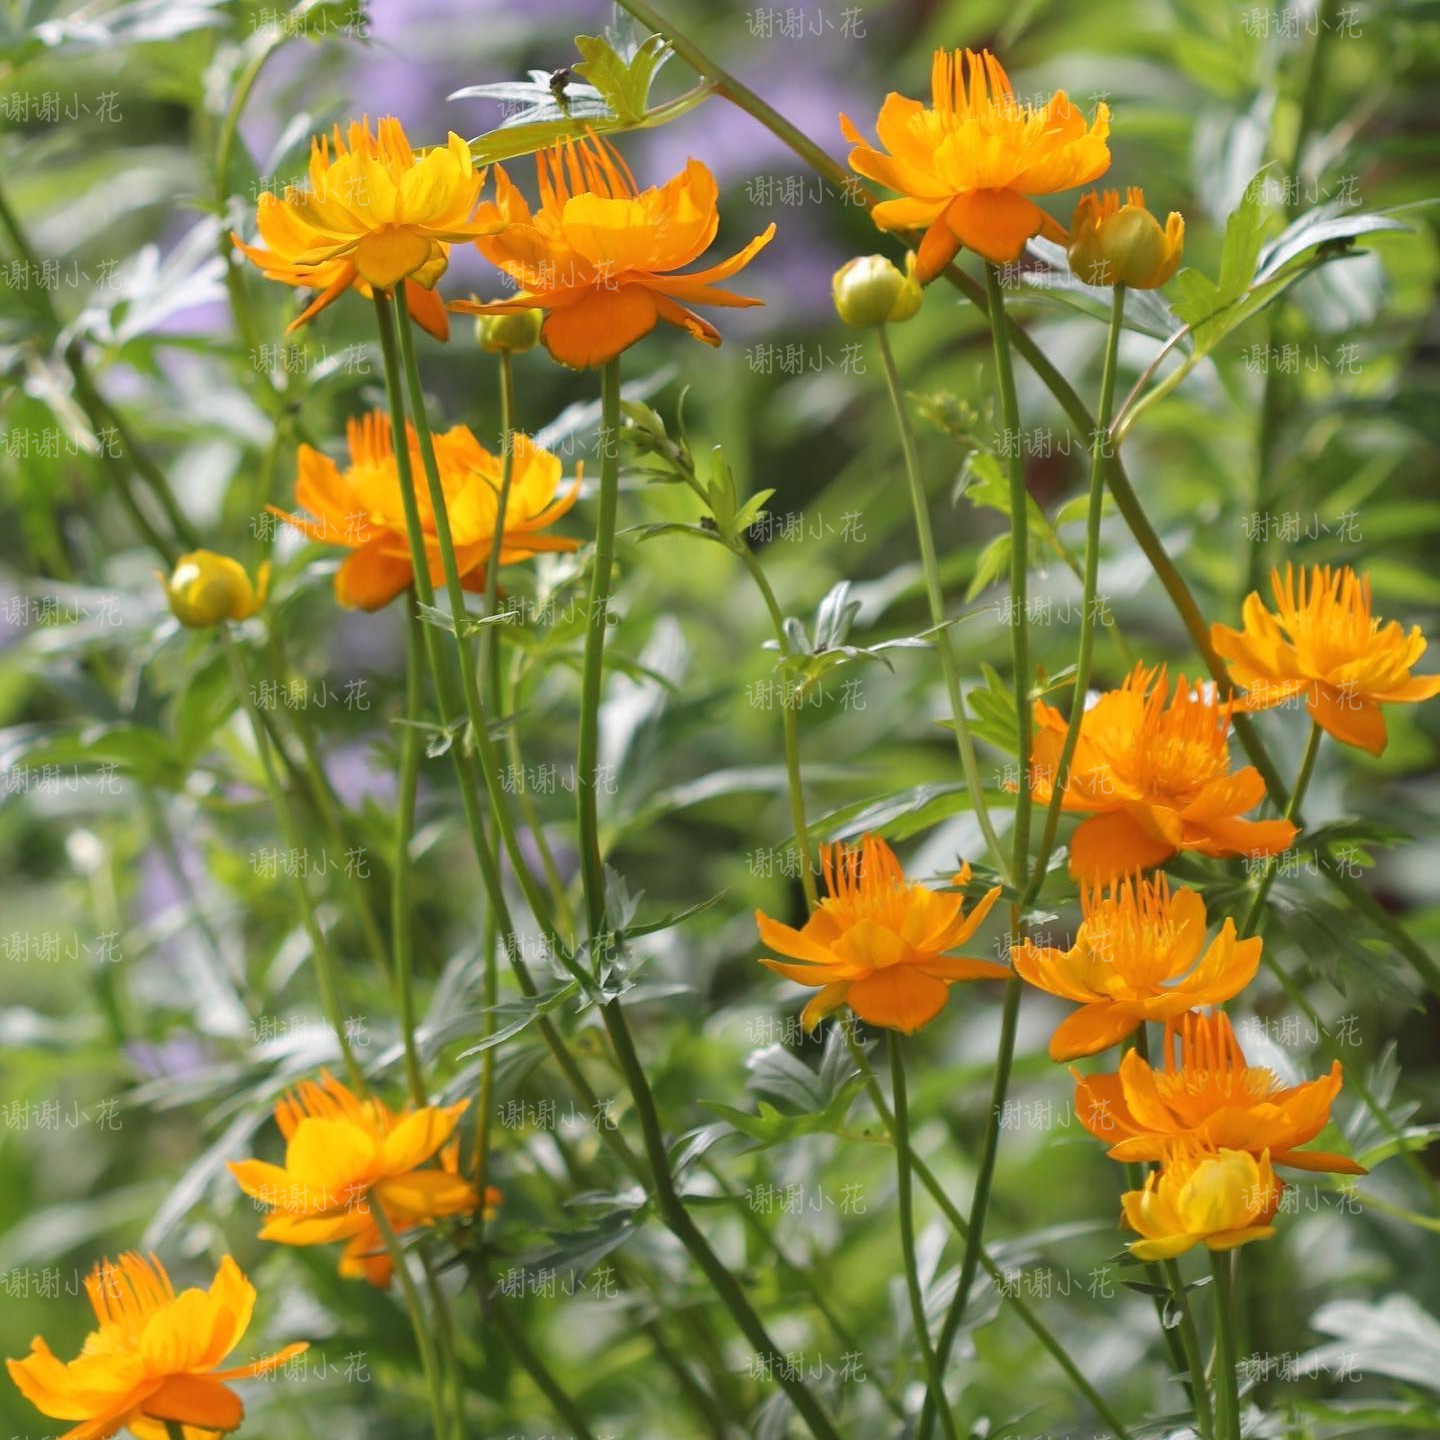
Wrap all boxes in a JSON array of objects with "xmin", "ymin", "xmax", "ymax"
[
  {"xmin": 1068, "ymin": 188, "xmax": 1184, "ymax": 289},
  {"xmin": 832, "ymin": 252, "xmax": 923, "ymax": 328},
  {"xmin": 475, "ymin": 308, "xmax": 544, "ymax": 354},
  {"xmin": 159, "ymin": 550, "xmax": 270, "ymax": 628}
]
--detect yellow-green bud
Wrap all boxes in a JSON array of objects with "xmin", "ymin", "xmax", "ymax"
[
  {"xmin": 832, "ymin": 253, "xmax": 923, "ymax": 328},
  {"xmin": 158, "ymin": 550, "xmax": 269, "ymax": 628},
  {"xmin": 475, "ymin": 308, "xmax": 544, "ymax": 354}
]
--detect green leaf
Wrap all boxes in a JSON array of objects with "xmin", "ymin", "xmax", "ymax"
[{"xmin": 573, "ymin": 29, "xmax": 670, "ymax": 125}]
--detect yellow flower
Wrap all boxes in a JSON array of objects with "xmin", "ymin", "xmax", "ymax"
[
  {"xmin": 1067, "ymin": 186, "xmax": 1184, "ymax": 288},
  {"xmin": 270, "ymin": 411, "xmax": 580, "ymax": 611},
  {"xmin": 159, "ymin": 550, "xmax": 269, "ymax": 627},
  {"xmin": 832, "ymin": 252, "xmax": 923, "ymax": 327},
  {"xmin": 842, "ymin": 48, "xmax": 1111, "ymax": 279},
  {"xmin": 451, "ymin": 134, "xmax": 775, "ymax": 369},
  {"xmin": 1011, "ymin": 873, "xmax": 1262, "ymax": 1060},
  {"xmin": 228, "ymin": 1071, "xmax": 484, "ymax": 1287},
  {"xmin": 1212, "ymin": 564, "xmax": 1440, "ymax": 756},
  {"xmin": 755, "ymin": 834, "xmax": 1007, "ymax": 1033},
  {"xmin": 7, "ymin": 1251, "xmax": 305, "ymax": 1439},
  {"xmin": 1074, "ymin": 1009, "xmax": 1365, "ymax": 1173},
  {"xmin": 1122, "ymin": 1144, "xmax": 1282, "ymax": 1261},
  {"xmin": 232, "ymin": 116, "xmax": 497, "ymax": 330},
  {"xmin": 1029, "ymin": 662, "xmax": 1299, "ymax": 882}
]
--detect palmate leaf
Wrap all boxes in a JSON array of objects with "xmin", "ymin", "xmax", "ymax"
[
  {"xmin": 701, "ymin": 1033, "xmax": 865, "ymax": 1149},
  {"xmin": 451, "ymin": 19, "xmax": 712, "ymax": 165}
]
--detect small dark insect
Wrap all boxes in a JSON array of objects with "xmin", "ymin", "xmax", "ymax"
[
  {"xmin": 698, "ymin": 515, "xmax": 719, "ymax": 531},
  {"xmin": 549, "ymin": 67, "xmax": 574, "ymax": 106}
]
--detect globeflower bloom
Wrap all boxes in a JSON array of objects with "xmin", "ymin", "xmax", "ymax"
[
  {"xmin": 1029, "ymin": 663, "xmax": 1299, "ymax": 881},
  {"xmin": 1212, "ymin": 564, "xmax": 1440, "ymax": 756},
  {"xmin": 1074, "ymin": 1009, "xmax": 1365, "ymax": 1173},
  {"xmin": 1010, "ymin": 873, "xmax": 1262, "ymax": 1060},
  {"xmin": 841, "ymin": 48, "xmax": 1111, "ymax": 279},
  {"xmin": 1122, "ymin": 1144, "xmax": 1282, "ymax": 1261},
  {"xmin": 228, "ymin": 1071, "xmax": 486, "ymax": 1287},
  {"xmin": 7, "ymin": 1252, "xmax": 305, "ymax": 1438},
  {"xmin": 755, "ymin": 834, "xmax": 1007, "ymax": 1032},
  {"xmin": 232, "ymin": 116, "xmax": 496, "ymax": 329},
  {"xmin": 271, "ymin": 411, "xmax": 580, "ymax": 610},
  {"xmin": 159, "ymin": 549, "xmax": 269, "ymax": 627},
  {"xmin": 451, "ymin": 134, "xmax": 775, "ymax": 369},
  {"xmin": 1067, "ymin": 186, "xmax": 1184, "ymax": 288}
]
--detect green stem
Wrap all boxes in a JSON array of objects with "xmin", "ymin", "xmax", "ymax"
[
  {"xmin": 266, "ymin": 628, "xmax": 391, "ymax": 977},
  {"xmin": 470, "ymin": 1259, "xmax": 599, "ymax": 1440},
  {"xmin": 877, "ymin": 323, "xmax": 1008, "ymax": 883},
  {"xmin": 844, "ymin": 1035, "xmax": 1133, "ymax": 1439},
  {"xmin": 890, "ymin": 1033, "xmax": 958, "ymax": 1440},
  {"xmin": 1020, "ymin": 284, "xmax": 1126, "ymax": 907},
  {"xmin": 578, "ymin": 357, "xmax": 624, "ymax": 943},
  {"xmin": 470, "ymin": 349, "xmax": 518, "ymax": 1218},
  {"xmin": 371, "ymin": 292, "xmax": 645, "ymax": 1185},
  {"xmin": 919, "ymin": 967, "xmax": 1022, "ymax": 1440},
  {"xmin": 421, "ymin": 1246, "xmax": 466, "ymax": 1440},
  {"xmin": 391, "ymin": 288, "xmax": 573, "ymax": 973},
  {"xmin": 1163, "ymin": 1256, "xmax": 1215, "ymax": 1440},
  {"xmin": 214, "ymin": 39, "xmax": 279, "ymax": 375},
  {"xmin": 391, "ymin": 596, "xmax": 428, "ymax": 1104},
  {"xmin": 1238, "ymin": 720, "xmax": 1322, "ymax": 938},
  {"xmin": 984, "ymin": 265, "xmax": 1032, "ymax": 880},
  {"xmin": 599, "ymin": 1002, "xmax": 844, "ymax": 1440},
  {"xmin": 219, "ymin": 634, "xmax": 363, "ymax": 1085},
  {"xmin": 1210, "ymin": 1251, "xmax": 1242, "ymax": 1440},
  {"xmin": 370, "ymin": 1204, "xmax": 450, "ymax": 1440},
  {"xmin": 737, "ymin": 545, "xmax": 818, "ymax": 908}
]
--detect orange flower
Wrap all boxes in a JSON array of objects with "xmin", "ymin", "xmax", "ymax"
[
  {"xmin": 1212, "ymin": 564, "xmax": 1440, "ymax": 756},
  {"xmin": 1029, "ymin": 662, "xmax": 1299, "ymax": 881},
  {"xmin": 271, "ymin": 411, "xmax": 579, "ymax": 610},
  {"xmin": 1122, "ymin": 1144, "xmax": 1282, "ymax": 1261},
  {"xmin": 7, "ymin": 1251, "xmax": 305, "ymax": 1439},
  {"xmin": 1067, "ymin": 186, "xmax": 1184, "ymax": 289},
  {"xmin": 842, "ymin": 48, "xmax": 1110, "ymax": 279},
  {"xmin": 451, "ymin": 134, "xmax": 775, "ymax": 369},
  {"xmin": 228, "ymin": 1071, "xmax": 487, "ymax": 1287},
  {"xmin": 755, "ymin": 834, "xmax": 1007, "ymax": 1032},
  {"xmin": 1011, "ymin": 873, "xmax": 1261, "ymax": 1060},
  {"xmin": 232, "ymin": 116, "xmax": 497, "ymax": 330},
  {"xmin": 1075, "ymin": 1009, "xmax": 1365, "ymax": 1173}
]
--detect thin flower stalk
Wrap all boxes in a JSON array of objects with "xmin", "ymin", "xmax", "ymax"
[
  {"xmin": 890, "ymin": 1033, "xmax": 960, "ymax": 1440},
  {"xmin": 1210, "ymin": 1251, "xmax": 1243, "ymax": 1440},
  {"xmin": 919, "ymin": 262, "xmax": 1039, "ymax": 1440},
  {"xmin": 578, "ymin": 366, "xmax": 844, "ymax": 1440},
  {"xmin": 1021, "ymin": 283, "xmax": 1126, "ymax": 907},
  {"xmin": 391, "ymin": 285, "xmax": 583, "ymax": 980},
  {"xmin": 876, "ymin": 322, "xmax": 1009, "ymax": 882},
  {"xmin": 221, "ymin": 632, "xmax": 363, "ymax": 1089},
  {"xmin": 392, "ymin": 596, "xmax": 429, "ymax": 1104},
  {"xmin": 843, "ymin": 1034, "xmax": 1134, "ymax": 1440}
]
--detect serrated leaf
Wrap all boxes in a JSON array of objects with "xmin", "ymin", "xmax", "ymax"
[{"xmin": 573, "ymin": 30, "xmax": 670, "ymax": 125}]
